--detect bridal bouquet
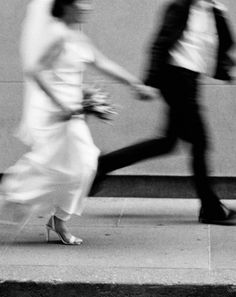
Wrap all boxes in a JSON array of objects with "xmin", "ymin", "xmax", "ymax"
[{"xmin": 82, "ymin": 85, "xmax": 118, "ymax": 121}]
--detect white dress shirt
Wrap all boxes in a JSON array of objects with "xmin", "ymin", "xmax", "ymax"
[{"xmin": 169, "ymin": 0, "xmax": 219, "ymax": 76}]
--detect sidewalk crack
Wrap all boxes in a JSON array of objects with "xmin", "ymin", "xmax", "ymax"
[
  {"xmin": 116, "ymin": 198, "xmax": 127, "ymax": 227},
  {"xmin": 208, "ymin": 225, "xmax": 212, "ymax": 271}
]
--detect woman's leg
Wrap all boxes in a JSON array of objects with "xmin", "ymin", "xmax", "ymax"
[
  {"xmin": 45, "ymin": 164, "xmax": 97, "ymax": 245},
  {"xmin": 47, "ymin": 119, "xmax": 99, "ymax": 244}
]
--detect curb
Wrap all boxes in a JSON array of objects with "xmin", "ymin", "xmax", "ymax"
[
  {"xmin": 1, "ymin": 173, "xmax": 236, "ymax": 199},
  {"xmin": 1, "ymin": 282, "xmax": 236, "ymax": 297},
  {"xmin": 92, "ymin": 175, "xmax": 236, "ymax": 199}
]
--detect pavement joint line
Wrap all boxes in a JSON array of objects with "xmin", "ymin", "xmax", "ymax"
[
  {"xmin": 116, "ymin": 198, "xmax": 127, "ymax": 227},
  {"xmin": 208, "ymin": 225, "xmax": 212, "ymax": 271}
]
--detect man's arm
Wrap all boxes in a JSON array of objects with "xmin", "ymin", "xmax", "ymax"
[
  {"xmin": 213, "ymin": 6, "xmax": 235, "ymax": 81},
  {"xmin": 144, "ymin": 2, "xmax": 189, "ymax": 88}
]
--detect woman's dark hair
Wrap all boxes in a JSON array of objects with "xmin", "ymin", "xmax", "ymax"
[{"xmin": 51, "ymin": 0, "xmax": 77, "ymax": 18}]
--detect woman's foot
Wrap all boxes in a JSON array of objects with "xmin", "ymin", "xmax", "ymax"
[{"xmin": 46, "ymin": 215, "xmax": 83, "ymax": 245}]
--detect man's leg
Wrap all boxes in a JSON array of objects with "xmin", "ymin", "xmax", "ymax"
[
  {"xmin": 175, "ymin": 71, "xmax": 236, "ymax": 223},
  {"xmin": 97, "ymin": 135, "xmax": 177, "ymax": 176},
  {"xmin": 192, "ymin": 139, "xmax": 236, "ymax": 223},
  {"xmin": 89, "ymin": 130, "xmax": 177, "ymax": 196},
  {"xmin": 161, "ymin": 65, "xmax": 236, "ymax": 223},
  {"xmin": 191, "ymin": 132, "xmax": 224, "ymax": 210}
]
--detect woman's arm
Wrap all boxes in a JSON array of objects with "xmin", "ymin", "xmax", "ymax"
[
  {"xmin": 24, "ymin": 35, "xmax": 79, "ymax": 117},
  {"xmin": 92, "ymin": 47, "xmax": 157, "ymax": 100}
]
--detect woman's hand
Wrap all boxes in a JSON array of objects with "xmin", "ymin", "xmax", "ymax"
[
  {"xmin": 52, "ymin": 109, "xmax": 74, "ymax": 122},
  {"xmin": 132, "ymin": 84, "xmax": 158, "ymax": 101},
  {"xmin": 52, "ymin": 107, "xmax": 83, "ymax": 122}
]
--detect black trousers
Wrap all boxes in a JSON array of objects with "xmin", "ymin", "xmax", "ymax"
[{"xmin": 96, "ymin": 65, "xmax": 222, "ymax": 210}]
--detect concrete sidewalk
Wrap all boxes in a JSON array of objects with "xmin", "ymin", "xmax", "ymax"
[{"xmin": 1, "ymin": 197, "xmax": 236, "ymax": 296}]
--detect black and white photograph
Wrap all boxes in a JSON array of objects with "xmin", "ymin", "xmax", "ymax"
[{"xmin": 0, "ymin": 0, "xmax": 235, "ymax": 296}]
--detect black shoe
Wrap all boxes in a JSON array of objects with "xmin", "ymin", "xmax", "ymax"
[{"xmin": 199, "ymin": 204, "xmax": 236, "ymax": 225}]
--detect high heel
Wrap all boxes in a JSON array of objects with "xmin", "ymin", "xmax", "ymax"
[{"xmin": 46, "ymin": 216, "xmax": 83, "ymax": 245}]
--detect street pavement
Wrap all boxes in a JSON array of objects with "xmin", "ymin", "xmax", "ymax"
[{"xmin": 1, "ymin": 197, "xmax": 236, "ymax": 296}]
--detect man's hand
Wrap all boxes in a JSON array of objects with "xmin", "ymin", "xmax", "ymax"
[{"xmin": 133, "ymin": 84, "xmax": 158, "ymax": 101}]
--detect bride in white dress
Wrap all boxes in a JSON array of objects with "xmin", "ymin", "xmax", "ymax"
[{"xmin": 0, "ymin": 0, "xmax": 157, "ymax": 244}]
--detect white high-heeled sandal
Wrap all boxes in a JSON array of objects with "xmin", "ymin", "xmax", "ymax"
[{"xmin": 46, "ymin": 216, "xmax": 83, "ymax": 245}]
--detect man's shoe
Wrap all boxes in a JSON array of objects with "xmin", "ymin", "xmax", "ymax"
[{"xmin": 199, "ymin": 205, "xmax": 236, "ymax": 225}]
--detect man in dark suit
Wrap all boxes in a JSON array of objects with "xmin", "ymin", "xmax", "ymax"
[{"xmin": 92, "ymin": 0, "xmax": 235, "ymax": 224}]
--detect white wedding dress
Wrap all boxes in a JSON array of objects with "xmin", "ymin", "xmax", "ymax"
[{"xmin": 1, "ymin": 0, "xmax": 99, "ymax": 221}]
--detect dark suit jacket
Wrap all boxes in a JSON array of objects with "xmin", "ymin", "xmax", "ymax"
[{"xmin": 144, "ymin": 0, "xmax": 235, "ymax": 88}]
